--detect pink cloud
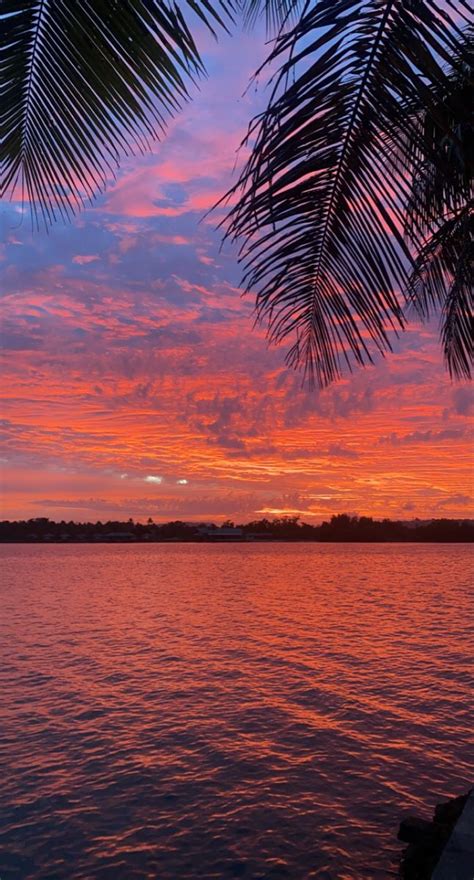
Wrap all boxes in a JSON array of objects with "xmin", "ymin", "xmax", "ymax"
[{"xmin": 72, "ymin": 254, "xmax": 100, "ymax": 265}]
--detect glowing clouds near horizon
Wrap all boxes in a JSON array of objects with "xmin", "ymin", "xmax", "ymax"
[{"xmin": 0, "ymin": 34, "xmax": 472, "ymax": 524}]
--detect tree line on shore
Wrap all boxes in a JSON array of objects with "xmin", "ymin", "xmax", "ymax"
[{"xmin": 1, "ymin": 515, "xmax": 472, "ymax": 543}]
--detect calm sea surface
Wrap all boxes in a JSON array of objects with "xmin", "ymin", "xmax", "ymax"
[{"xmin": 1, "ymin": 543, "xmax": 472, "ymax": 879}]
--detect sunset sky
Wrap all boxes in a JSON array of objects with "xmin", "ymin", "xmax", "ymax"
[{"xmin": 1, "ymin": 25, "xmax": 472, "ymax": 524}]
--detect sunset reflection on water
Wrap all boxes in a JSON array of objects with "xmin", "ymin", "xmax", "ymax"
[{"xmin": 1, "ymin": 543, "xmax": 472, "ymax": 879}]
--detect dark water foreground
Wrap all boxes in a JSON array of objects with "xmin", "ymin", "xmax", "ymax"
[{"xmin": 1, "ymin": 544, "xmax": 472, "ymax": 879}]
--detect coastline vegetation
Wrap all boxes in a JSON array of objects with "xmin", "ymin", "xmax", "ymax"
[{"xmin": 1, "ymin": 514, "xmax": 472, "ymax": 543}]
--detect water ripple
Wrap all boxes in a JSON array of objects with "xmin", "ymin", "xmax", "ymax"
[{"xmin": 1, "ymin": 543, "xmax": 472, "ymax": 879}]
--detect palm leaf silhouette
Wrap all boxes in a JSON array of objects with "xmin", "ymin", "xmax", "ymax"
[
  {"xmin": 1, "ymin": 0, "xmax": 235, "ymax": 228},
  {"xmin": 404, "ymin": 52, "xmax": 473, "ymax": 378},
  {"xmin": 224, "ymin": 0, "xmax": 472, "ymax": 386},
  {"xmin": 241, "ymin": 0, "xmax": 304, "ymax": 33},
  {"xmin": 1, "ymin": 0, "xmax": 472, "ymax": 384}
]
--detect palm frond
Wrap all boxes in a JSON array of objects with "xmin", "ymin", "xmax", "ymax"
[
  {"xmin": 224, "ymin": 0, "xmax": 471, "ymax": 387},
  {"xmin": 239, "ymin": 0, "xmax": 305, "ymax": 34},
  {"xmin": 186, "ymin": 0, "xmax": 236, "ymax": 37},
  {"xmin": 406, "ymin": 207, "xmax": 473, "ymax": 379},
  {"xmin": 402, "ymin": 38, "xmax": 473, "ymax": 378},
  {"xmin": 0, "ymin": 0, "xmax": 234, "ymax": 228},
  {"xmin": 442, "ymin": 231, "xmax": 473, "ymax": 379},
  {"xmin": 404, "ymin": 46, "xmax": 474, "ymax": 242}
]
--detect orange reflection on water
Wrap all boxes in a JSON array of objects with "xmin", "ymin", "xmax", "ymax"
[{"xmin": 1, "ymin": 543, "xmax": 472, "ymax": 879}]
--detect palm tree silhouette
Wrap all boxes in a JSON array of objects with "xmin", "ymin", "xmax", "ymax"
[{"xmin": 1, "ymin": 0, "xmax": 472, "ymax": 385}]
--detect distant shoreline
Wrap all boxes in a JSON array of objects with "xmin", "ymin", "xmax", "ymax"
[{"xmin": 1, "ymin": 515, "xmax": 472, "ymax": 544}]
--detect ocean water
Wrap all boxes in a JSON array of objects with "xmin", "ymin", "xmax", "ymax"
[{"xmin": 0, "ymin": 543, "xmax": 472, "ymax": 880}]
